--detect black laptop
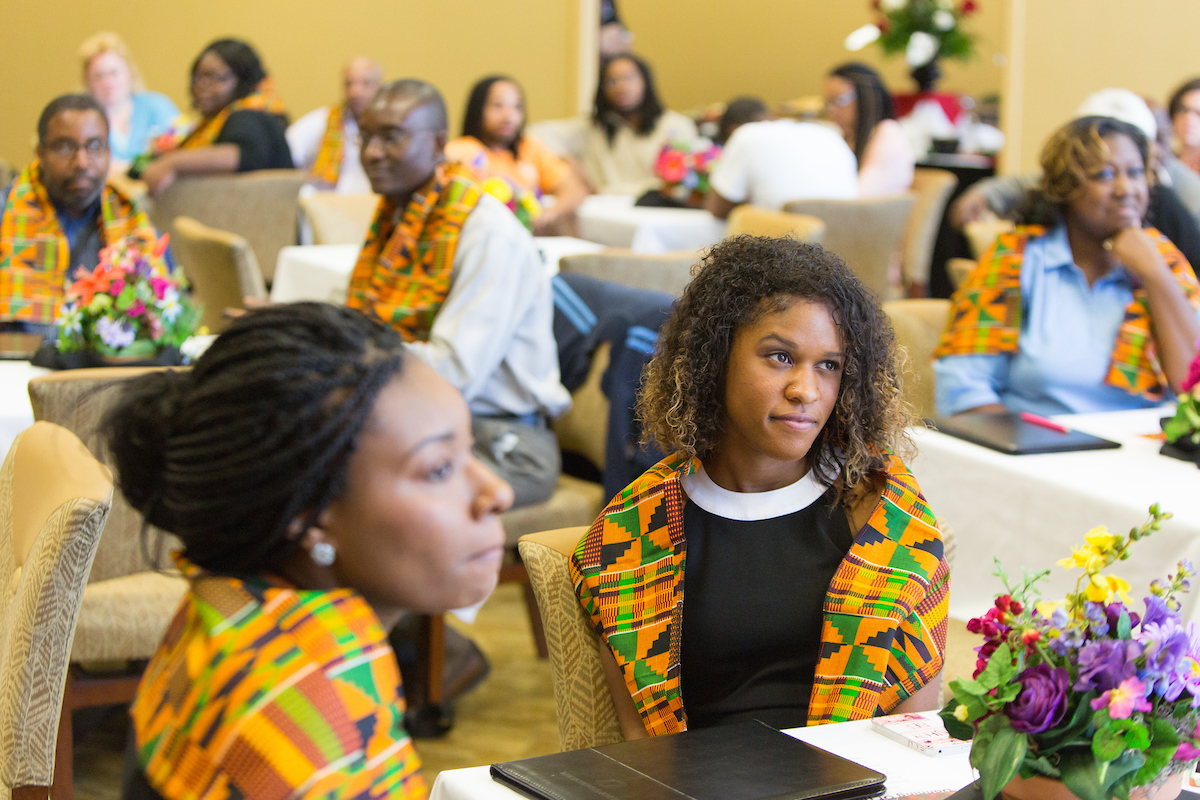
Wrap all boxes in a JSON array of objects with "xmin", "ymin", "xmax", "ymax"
[
  {"xmin": 927, "ymin": 412, "xmax": 1121, "ymax": 455},
  {"xmin": 490, "ymin": 720, "xmax": 886, "ymax": 800}
]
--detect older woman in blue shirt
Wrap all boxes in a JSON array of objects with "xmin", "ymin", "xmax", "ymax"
[
  {"xmin": 934, "ymin": 116, "xmax": 1200, "ymax": 416},
  {"xmin": 80, "ymin": 33, "xmax": 179, "ymax": 169}
]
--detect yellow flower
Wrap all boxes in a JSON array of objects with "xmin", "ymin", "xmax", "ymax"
[
  {"xmin": 1035, "ymin": 600, "xmax": 1061, "ymax": 618},
  {"xmin": 1058, "ymin": 547, "xmax": 1103, "ymax": 572},
  {"xmin": 954, "ymin": 704, "xmax": 970, "ymax": 722},
  {"xmin": 1084, "ymin": 526, "xmax": 1118, "ymax": 554},
  {"xmin": 482, "ymin": 177, "xmax": 513, "ymax": 204},
  {"xmin": 1085, "ymin": 574, "xmax": 1132, "ymax": 604}
]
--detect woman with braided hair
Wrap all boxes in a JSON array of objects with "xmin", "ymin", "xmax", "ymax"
[{"xmin": 112, "ymin": 302, "xmax": 512, "ymax": 800}]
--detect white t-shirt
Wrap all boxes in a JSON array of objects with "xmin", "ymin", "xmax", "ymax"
[
  {"xmin": 286, "ymin": 105, "xmax": 372, "ymax": 195},
  {"xmin": 709, "ymin": 120, "xmax": 859, "ymax": 210}
]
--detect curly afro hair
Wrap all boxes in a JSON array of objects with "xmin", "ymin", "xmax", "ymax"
[{"xmin": 638, "ymin": 235, "xmax": 912, "ymax": 496}]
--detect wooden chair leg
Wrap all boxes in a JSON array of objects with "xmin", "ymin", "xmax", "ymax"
[
  {"xmin": 53, "ymin": 672, "xmax": 74, "ymax": 800},
  {"xmin": 522, "ymin": 581, "xmax": 549, "ymax": 659},
  {"xmin": 425, "ymin": 614, "xmax": 444, "ymax": 706}
]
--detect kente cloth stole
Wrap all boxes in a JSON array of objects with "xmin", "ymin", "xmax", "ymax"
[
  {"xmin": 132, "ymin": 558, "xmax": 426, "ymax": 800},
  {"xmin": 179, "ymin": 79, "xmax": 287, "ymax": 150},
  {"xmin": 570, "ymin": 452, "xmax": 950, "ymax": 735},
  {"xmin": 0, "ymin": 161, "xmax": 158, "ymax": 324},
  {"xmin": 309, "ymin": 104, "xmax": 346, "ymax": 186},
  {"xmin": 345, "ymin": 163, "xmax": 483, "ymax": 342},
  {"xmin": 935, "ymin": 225, "xmax": 1200, "ymax": 401}
]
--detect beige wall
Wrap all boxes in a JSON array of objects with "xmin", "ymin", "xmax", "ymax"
[
  {"xmin": 620, "ymin": 0, "xmax": 1006, "ymax": 113},
  {"xmin": 0, "ymin": 0, "xmax": 581, "ymax": 170},
  {"xmin": 1003, "ymin": 0, "xmax": 1200, "ymax": 174}
]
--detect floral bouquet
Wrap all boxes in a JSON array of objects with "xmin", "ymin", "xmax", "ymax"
[
  {"xmin": 655, "ymin": 139, "xmax": 722, "ymax": 204},
  {"xmin": 1161, "ymin": 347, "xmax": 1200, "ymax": 463},
  {"xmin": 941, "ymin": 506, "xmax": 1200, "ymax": 800},
  {"xmin": 481, "ymin": 176, "xmax": 541, "ymax": 232},
  {"xmin": 845, "ymin": 0, "xmax": 977, "ymax": 69},
  {"xmin": 56, "ymin": 235, "xmax": 201, "ymax": 359},
  {"xmin": 128, "ymin": 115, "xmax": 194, "ymax": 177}
]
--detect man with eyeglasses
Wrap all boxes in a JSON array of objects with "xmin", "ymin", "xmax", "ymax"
[
  {"xmin": 347, "ymin": 78, "xmax": 570, "ymax": 735},
  {"xmin": 0, "ymin": 93, "xmax": 160, "ymax": 337}
]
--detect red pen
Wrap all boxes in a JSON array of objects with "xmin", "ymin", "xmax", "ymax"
[{"xmin": 1019, "ymin": 411, "xmax": 1071, "ymax": 434}]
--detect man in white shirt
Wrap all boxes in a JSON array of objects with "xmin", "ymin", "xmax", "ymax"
[
  {"xmin": 349, "ymin": 78, "xmax": 570, "ymax": 508},
  {"xmin": 705, "ymin": 119, "xmax": 859, "ymax": 219},
  {"xmin": 286, "ymin": 57, "xmax": 382, "ymax": 194}
]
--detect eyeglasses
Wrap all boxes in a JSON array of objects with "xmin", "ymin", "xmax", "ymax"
[
  {"xmin": 44, "ymin": 138, "xmax": 108, "ymax": 160},
  {"xmin": 825, "ymin": 89, "xmax": 858, "ymax": 110},
  {"xmin": 192, "ymin": 69, "xmax": 235, "ymax": 87},
  {"xmin": 356, "ymin": 127, "xmax": 435, "ymax": 151}
]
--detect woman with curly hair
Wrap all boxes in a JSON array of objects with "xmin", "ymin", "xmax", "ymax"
[
  {"xmin": 570, "ymin": 236, "xmax": 949, "ymax": 739},
  {"xmin": 934, "ymin": 116, "xmax": 1200, "ymax": 416}
]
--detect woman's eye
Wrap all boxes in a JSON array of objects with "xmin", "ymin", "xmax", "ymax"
[
  {"xmin": 1093, "ymin": 167, "xmax": 1116, "ymax": 181},
  {"xmin": 768, "ymin": 351, "xmax": 792, "ymax": 365},
  {"xmin": 426, "ymin": 461, "xmax": 454, "ymax": 482},
  {"xmin": 1129, "ymin": 167, "xmax": 1145, "ymax": 178},
  {"xmin": 819, "ymin": 359, "xmax": 843, "ymax": 371}
]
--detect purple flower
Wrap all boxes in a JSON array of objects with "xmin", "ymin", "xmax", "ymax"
[
  {"xmin": 1006, "ymin": 664, "xmax": 1071, "ymax": 734},
  {"xmin": 1138, "ymin": 619, "xmax": 1190, "ymax": 696},
  {"xmin": 1084, "ymin": 602, "xmax": 1110, "ymax": 637},
  {"xmin": 95, "ymin": 316, "xmax": 135, "ymax": 349},
  {"xmin": 134, "ymin": 257, "xmax": 153, "ymax": 279},
  {"xmin": 1075, "ymin": 639, "xmax": 1143, "ymax": 692},
  {"xmin": 1143, "ymin": 595, "xmax": 1173, "ymax": 629}
]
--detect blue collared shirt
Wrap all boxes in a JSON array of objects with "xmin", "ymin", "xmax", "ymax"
[{"xmin": 934, "ymin": 224, "xmax": 1200, "ymax": 416}]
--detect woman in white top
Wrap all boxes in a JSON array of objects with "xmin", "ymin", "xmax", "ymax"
[
  {"xmin": 824, "ymin": 63, "xmax": 914, "ymax": 198},
  {"xmin": 583, "ymin": 54, "xmax": 697, "ymax": 195}
]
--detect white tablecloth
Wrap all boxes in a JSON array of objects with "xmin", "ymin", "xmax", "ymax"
[
  {"xmin": 428, "ymin": 712, "xmax": 976, "ymax": 800},
  {"xmin": 270, "ymin": 237, "xmax": 605, "ymax": 305},
  {"xmin": 576, "ymin": 194, "xmax": 727, "ymax": 253},
  {"xmin": 0, "ymin": 361, "xmax": 51, "ymax": 458},
  {"xmin": 909, "ymin": 407, "xmax": 1200, "ymax": 623}
]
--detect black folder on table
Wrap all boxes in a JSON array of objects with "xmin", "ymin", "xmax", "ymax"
[
  {"xmin": 926, "ymin": 413, "xmax": 1121, "ymax": 455},
  {"xmin": 490, "ymin": 720, "xmax": 886, "ymax": 800}
]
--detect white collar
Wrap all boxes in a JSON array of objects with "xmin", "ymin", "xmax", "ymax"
[{"xmin": 681, "ymin": 462, "xmax": 827, "ymax": 522}]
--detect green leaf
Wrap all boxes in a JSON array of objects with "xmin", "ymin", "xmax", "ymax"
[
  {"xmin": 1094, "ymin": 723, "xmax": 1129, "ymax": 762},
  {"xmin": 950, "ymin": 678, "xmax": 994, "ymax": 720},
  {"xmin": 1116, "ymin": 609, "xmax": 1132, "ymax": 640},
  {"xmin": 1133, "ymin": 717, "xmax": 1179, "ymax": 785},
  {"xmin": 1020, "ymin": 753, "xmax": 1060, "ymax": 778},
  {"xmin": 940, "ymin": 700, "xmax": 975, "ymax": 741},
  {"xmin": 117, "ymin": 339, "xmax": 157, "ymax": 358},
  {"xmin": 1040, "ymin": 692, "xmax": 1099, "ymax": 755},
  {"xmin": 995, "ymin": 681, "xmax": 1022, "ymax": 704},
  {"xmin": 1059, "ymin": 745, "xmax": 1110, "ymax": 800},
  {"xmin": 1103, "ymin": 750, "xmax": 1145, "ymax": 795},
  {"xmin": 977, "ymin": 725, "xmax": 1028, "ymax": 800}
]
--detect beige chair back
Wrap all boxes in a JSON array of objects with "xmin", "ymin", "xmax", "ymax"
[
  {"xmin": 518, "ymin": 526, "xmax": 622, "ymax": 750},
  {"xmin": 784, "ymin": 195, "xmax": 914, "ymax": 298},
  {"xmin": 964, "ymin": 218, "xmax": 1015, "ymax": 260},
  {"xmin": 559, "ymin": 249, "xmax": 699, "ymax": 298},
  {"xmin": 148, "ymin": 170, "xmax": 305, "ymax": 283},
  {"xmin": 28, "ymin": 367, "xmax": 183, "ymax": 584},
  {"xmin": 299, "ymin": 193, "xmax": 380, "ymax": 245},
  {"xmin": 946, "ymin": 257, "xmax": 977, "ymax": 291},
  {"xmin": 726, "ymin": 206, "xmax": 826, "ymax": 244},
  {"xmin": 0, "ymin": 422, "xmax": 111, "ymax": 793},
  {"xmin": 903, "ymin": 168, "xmax": 958, "ymax": 291},
  {"xmin": 882, "ymin": 299, "xmax": 952, "ymax": 419},
  {"xmin": 172, "ymin": 216, "xmax": 267, "ymax": 332}
]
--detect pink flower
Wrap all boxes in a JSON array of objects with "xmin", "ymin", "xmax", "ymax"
[
  {"xmin": 108, "ymin": 278, "xmax": 125, "ymax": 297},
  {"xmin": 128, "ymin": 300, "xmax": 146, "ymax": 317},
  {"xmin": 1183, "ymin": 349, "xmax": 1200, "ymax": 392},
  {"xmin": 656, "ymin": 148, "xmax": 689, "ymax": 184},
  {"xmin": 1091, "ymin": 676, "xmax": 1152, "ymax": 719},
  {"xmin": 150, "ymin": 277, "xmax": 170, "ymax": 300},
  {"xmin": 1177, "ymin": 741, "xmax": 1200, "ymax": 761}
]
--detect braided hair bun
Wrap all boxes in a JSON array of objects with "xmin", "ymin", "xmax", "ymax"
[{"xmin": 104, "ymin": 303, "xmax": 406, "ymax": 575}]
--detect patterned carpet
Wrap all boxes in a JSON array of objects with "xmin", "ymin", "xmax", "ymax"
[{"xmin": 74, "ymin": 585, "xmax": 978, "ymax": 799}]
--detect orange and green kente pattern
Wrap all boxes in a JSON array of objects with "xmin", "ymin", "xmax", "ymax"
[
  {"xmin": 131, "ymin": 557, "xmax": 425, "ymax": 800},
  {"xmin": 570, "ymin": 451, "xmax": 950, "ymax": 734},
  {"xmin": 309, "ymin": 104, "xmax": 346, "ymax": 187},
  {"xmin": 346, "ymin": 163, "xmax": 482, "ymax": 342},
  {"xmin": 0, "ymin": 160, "xmax": 158, "ymax": 324},
  {"xmin": 935, "ymin": 225, "xmax": 1200, "ymax": 402}
]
